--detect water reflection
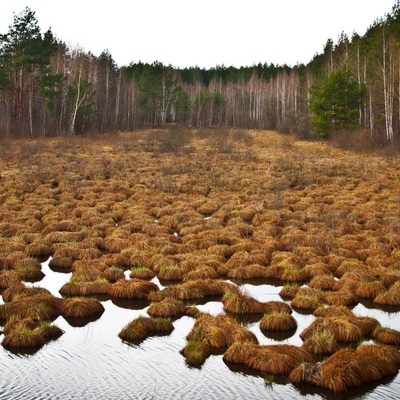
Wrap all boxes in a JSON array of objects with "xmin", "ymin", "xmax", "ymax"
[
  {"xmin": 24, "ymin": 257, "xmax": 71, "ymax": 297},
  {"xmin": 352, "ymin": 303, "xmax": 400, "ymax": 330},
  {"xmin": 0, "ymin": 260, "xmax": 399, "ymax": 400}
]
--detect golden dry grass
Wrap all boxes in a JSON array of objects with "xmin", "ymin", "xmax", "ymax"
[
  {"xmin": 147, "ymin": 298, "xmax": 187, "ymax": 318},
  {"xmin": 129, "ymin": 266, "xmax": 156, "ymax": 280},
  {"xmin": 372, "ymin": 326, "xmax": 400, "ymax": 345},
  {"xmin": 118, "ymin": 316, "xmax": 174, "ymax": 343},
  {"xmin": 291, "ymin": 287, "xmax": 322, "ymax": 312},
  {"xmin": 0, "ymin": 294, "xmax": 61, "ymax": 322},
  {"xmin": 300, "ymin": 316, "xmax": 364, "ymax": 344},
  {"xmin": 224, "ymin": 342, "xmax": 314, "ymax": 376},
  {"xmin": 2, "ymin": 319, "xmax": 63, "ymax": 349},
  {"xmin": 1, "ymin": 129, "xmax": 400, "ymax": 388},
  {"xmin": 60, "ymin": 297, "xmax": 105, "ymax": 318},
  {"xmin": 59, "ymin": 281, "xmax": 111, "ymax": 296},
  {"xmin": 181, "ymin": 313, "xmax": 258, "ymax": 367},
  {"xmin": 2, "ymin": 284, "xmax": 51, "ymax": 302},
  {"xmin": 260, "ymin": 310, "xmax": 297, "ymax": 332},
  {"xmin": 222, "ymin": 286, "xmax": 268, "ymax": 314},
  {"xmin": 109, "ymin": 278, "xmax": 158, "ymax": 299},
  {"xmin": 290, "ymin": 344, "xmax": 400, "ymax": 392}
]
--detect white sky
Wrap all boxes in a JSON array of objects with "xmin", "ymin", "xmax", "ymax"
[{"xmin": 0, "ymin": 0, "xmax": 396, "ymax": 68}]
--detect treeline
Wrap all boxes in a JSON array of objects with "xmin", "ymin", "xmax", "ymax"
[{"xmin": 1, "ymin": 4, "xmax": 400, "ymax": 145}]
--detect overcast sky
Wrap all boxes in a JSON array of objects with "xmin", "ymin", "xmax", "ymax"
[{"xmin": 0, "ymin": 0, "xmax": 396, "ymax": 68}]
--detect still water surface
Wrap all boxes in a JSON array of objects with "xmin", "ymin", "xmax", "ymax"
[{"xmin": 0, "ymin": 259, "xmax": 399, "ymax": 400}]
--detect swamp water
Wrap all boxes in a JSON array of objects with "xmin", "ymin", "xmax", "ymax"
[{"xmin": 0, "ymin": 258, "xmax": 399, "ymax": 400}]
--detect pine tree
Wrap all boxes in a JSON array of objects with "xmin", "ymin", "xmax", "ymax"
[
  {"xmin": 0, "ymin": 7, "xmax": 60, "ymax": 136},
  {"xmin": 308, "ymin": 67, "xmax": 364, "ymax": 138}
]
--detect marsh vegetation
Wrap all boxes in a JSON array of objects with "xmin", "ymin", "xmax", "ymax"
[{"xmin": 0, "ymin": 128, "xmax": 400, "ymax": 398}]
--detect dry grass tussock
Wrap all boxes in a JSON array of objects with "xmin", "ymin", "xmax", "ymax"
[
  {"xmin": 181, "ymin": 313, "xmax": 258, "ymax": 367},
  {"xmin": 0, "ymin": 294, "xmax": 61, "ymax": 322},
  {"xmin": 0, "ymin": 129, "xmax": 400, "ymax": 384},
  {"xmin": 2, "ymin": 316, "xmax": 63, "ymax": 349},
  {"xmin": 289, "ymin": 344, "xmax": 400, "ymax": 392},
  {"xmin": 118, "ymin": 316, "xmax": 174, "ymax": 344},
  {"xmin": 109, "ymin": 278, "xmax": 158, "ymax": 299},
  {"xmin": 223, "ymin": 342, "xmax": 314, "ymax": 376},
  {"xmin": 60, "ymin": 297, "xmax": 105, "ymax": 318},
  {"xmin": 222, "ymin": 285, "xmax": 290, "ymax": 315}
]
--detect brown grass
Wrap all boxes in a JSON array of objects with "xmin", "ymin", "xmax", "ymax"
[
  {"xmin": 182, "ymin": 313, "xmax": 258, "ymax": 367},
  {"xmin": 308, "ymin": 274, "xmax": 336, "ymax": 290},
  {"xmin": 103, "ymin": 266, "xmax": 125, "ymax": 282},
  {"xmin": 48, "ymin": 256, "xmax": 74, "ymax": 270},
  {"xmin": 289, "ymin": 344, "xmax": 400, "ymax": 391},
  {"xmin": 160, "ymin": 279, "xmax": 232, "ymax": 301},
  {"xmin": 0, "ymin": 294, "xmax": 61, "ymax": 322},
  {"xmin": 25, "ymin": 242, "xmax": 53, "ymax": 258},
  {"xmin": 260, "ymin": 310, "xmax": 297, "ymax": 332},
  {"xmin": 129, "ymin": 266, "xmax": 156, "ymax": 280},
  {"xmin": 374, "ymin": 288, "xmax": 400, "ymax": 306},
  {"xmin": 226, "ymin": 264, "xmax": 269, "ymax": 280},
  {"xmin": 14, "ymin": 257, "xmax": 44, "ymax": 281},
  {"xmin": 291, "ymin": 287, "xmax": 322, "ymax": 312},
  {"xmin": 180, "ymin": 339, "xmax": 212, "ymax": 367},
  {"xmin": 157, "ymin": 264, "xmax": 186, "ymax": 281},
  {"xmin": 355, "ymin": 280, "xmax": 386, "ymax": 299},
  {"xmin": 302, "ymin": 328, "xmax": 339, "ymax": 355},
  {"xmin": 109, "ymin": 278, "xmax": 158, "ymax": 299},
  {"xmin": 1, "ymin": 130, "xmax": 400, "ymax": 388},
  {"xmin": 118, "ymin": 316, "xmax": 174, "ymax": 343},
  {"xmin": 3, "ymin": 315, "xmax": 37, "ymax": 335},
  {"xmin": 313, "ymin": 305, "xmax": 353, "ymax": 318},
  {"xmin": 147, "ymin": 298, "xmax": 187, "ymax": 318},
  {"xmin": 299, "ymin": 344, "xmax": 400, "ymax": 392},
  {"xmin": 224, "ymin": 342, "xmax": 314, "ymax": 376},
  {"xmin": 372, "ymin": 325, "xmax": 400, "ymax": 345},
  {"xmin": 98, "ymin": 237, "xmax": 130, "ymax": 253},
  {"xmin": 187, "ymin": 314, "xmax": 258, "ymax": 348},
  {"xmin": 351, "ymin": 316, "xmax": 380, "ymax": 336},
  {"xmin": 279, "ymin": 283, "xmax": 299, "ymax": 299},
  {"xmin": 184, "ymin": 266, "xmax": 219, "ymax": 281},
  {"xmin": 322, "ymin": 289, "xmax": 358, "ymax": 307},
  {"xmin": 2, "ymin": 322, "xmax": 46, "ymax": 349},
  {"xmin": 60, "ymin": 297, "xmax": 105, "ymax": 318},
  {"xmin": 222, "ymin": 286, "xmax": 268, "ymax": 314},
  {"xmin": 2, "ymin": 284, "xmax": 51, "ymax": 302},
  {"xmin": 300, "ymin": 316, "xmax": 363, "ymax": 343},
  {"xmin": 59, "ymin": 281, "xmax": 111, "ymax": 296}
]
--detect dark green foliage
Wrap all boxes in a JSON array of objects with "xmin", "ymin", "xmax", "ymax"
[
  {"xmin": 0, "ymin": 7, "xmax": 61, "ymax": 135},
  {"xmin": 308, "ymin": 67, "xmax": 364, "ymax": 138}
]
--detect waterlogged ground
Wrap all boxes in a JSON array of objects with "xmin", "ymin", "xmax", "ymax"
[
  {"xmin": 1, "ymin": 130, "xmax": 400, "ymax": 399},
  {"xmin": 0, "ymin": 258, "xmax": 399, "ymax": 400}
]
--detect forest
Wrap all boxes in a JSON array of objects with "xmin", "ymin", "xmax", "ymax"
[{"xmin": 1, "ymin": 3, "xmax": 400, "ymax": 147}]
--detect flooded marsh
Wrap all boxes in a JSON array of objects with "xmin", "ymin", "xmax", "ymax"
[{"xmin": 0, "ymin": 129, "xmax": 400, "ymax": 399}]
